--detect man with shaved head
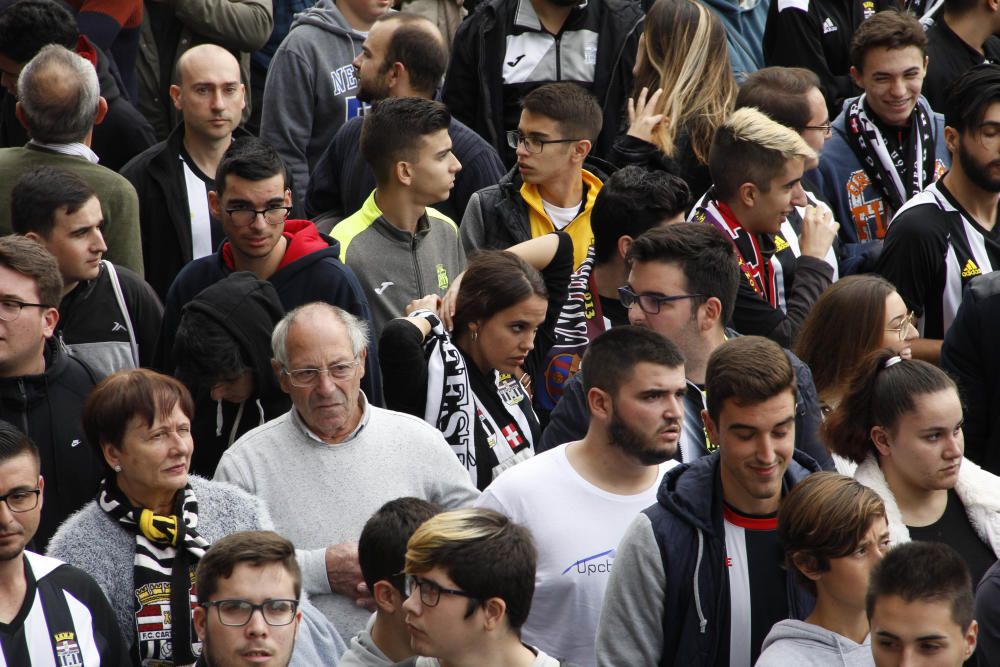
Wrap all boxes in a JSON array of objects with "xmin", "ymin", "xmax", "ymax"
[{"xmin": 122, "ymin": 44, "xmax": 250, "ymax": 298}]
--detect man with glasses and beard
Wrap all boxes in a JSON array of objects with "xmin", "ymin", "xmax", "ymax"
[
  {"xmin": 476, "ymin": 326, "xmax": 685, "ymax": 667},
  {"xmin": 878, "ymin": 64, "xmax": 1000, "ymax": 359}
]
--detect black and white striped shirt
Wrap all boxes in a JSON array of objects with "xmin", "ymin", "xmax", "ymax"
[{"xmin": 0, "ymin": 552, "xmax": 129, "ymax": 666}]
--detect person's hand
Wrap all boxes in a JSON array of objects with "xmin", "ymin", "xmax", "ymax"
[
  {"xmin": 405, "ymin": 294, "xmax": 442, "ymax": 316},
  {"xmin": 441, "ymin": 271, "xmax": 465, "ymax": 332},
  {"xmin": 324, "ymin": 543, "xmax": 374, "ymax": 610},
  {"xmin": 798, "ymin": 205, "xmax": 839, "ymax": 259},
  {"xmin": 626, "ymin": 87, "xmax": 666, "ymax": 144}
]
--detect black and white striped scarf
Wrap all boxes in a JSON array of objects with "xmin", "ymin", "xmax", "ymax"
[{"xmin": 98, "ymin": 477, "xmax": 210, "ymax": 665}]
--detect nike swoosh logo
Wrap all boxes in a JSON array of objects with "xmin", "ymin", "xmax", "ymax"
[
  {"xmin": 374, "ymin": 281, "xmax": 394, "ymax": 295},
  {"xmin": 507, "ymin": 55, "xmax": 525, "ymax": 67}
]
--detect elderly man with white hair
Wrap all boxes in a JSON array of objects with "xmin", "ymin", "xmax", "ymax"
[{"xmin": 214, "ymin": 302, "xmax": 479, "ymax": 636}]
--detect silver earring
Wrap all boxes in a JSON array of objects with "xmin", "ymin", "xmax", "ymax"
[
  {"xmin": 472, "ymin": 329, "xmax": 479, "ymax": 342},
  {"xmin": 113, "ymin": 464, "xmax": 122, "ymax": 473}
]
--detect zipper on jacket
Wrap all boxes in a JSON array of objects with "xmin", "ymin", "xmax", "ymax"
[
  {"xmin": 18, "ymin": 379, "xmax": 27, "ymax": 435},
  {"xmin": 411, "ymin": 236, "xmax": 424, "ymax": 296},
  {"xmin": 555, "ymin": 34, "xmax": 562, "ymax": 80}
]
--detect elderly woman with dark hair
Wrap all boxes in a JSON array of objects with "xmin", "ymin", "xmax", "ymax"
[
  {"xmin": 47, "ymin": 369, "xmax": 345, "ymax": 666},
  {"xmin": 379, "ymin": 232, "xmax": 573, "ymax": 489}
]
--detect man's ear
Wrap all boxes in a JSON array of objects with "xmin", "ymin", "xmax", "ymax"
[
  {"xmin": 737, "ymin": 182, "xmax": 757, "ymax": 209},
  {"xmin": 698, "ymin": 296, "xmax": 723, "ymax": 332},
  {"xmin": 573, "ymin": 139, "xmax": 592, "ymax": 162},
  {"xmin": 387, "ymin": 62, "xmax": 405, "ymax": 91},
  {"xmin": 481, "ymin": 596, "xmax": 507, "ymax": 632},
  {"xmin": 42, "ymin": 307, "xmax": 58, "ymax": 338},
  {"xmin": 169, "ymin": 84, "xmax": 183, "ymax": 111},
  {"xmin": 702, "ymin": 408, "xmax": 720, "ymax": 449},
  {"xmin": 14, "ymin": 101, "xmax": 28, "ymax": 130},
  {"xmin": 791, "ymin": 551, "xmax": 824, "ymax": 582},
  {"xmin": 372, "ymin": 580, "xmax": 401, "ymax": 613},
  {"xmin": 587, "ymin": 386, "xmax": 613, "ymax": 421},
  {"xmin": 396, "ymin": 161, "xmax": 413, "ymax": 187},
  {"xmin": 965, "ymin": 620, "xmax": 979, "ymax": 660},
  {"xmin": 94, "ymin": 96, "xmax": 108, "ymax": 126},
  {"xmin": 849, "ymin": 65, "xmax": 863, "ymax": 89},
  {"xmin": 193, "ymin": 606, "xmax": 208, "ymax": 641},
  {"xmin": 209, "ymin": 191, "xmax": 222, "ymax": 219},
  {"xmin": 944, "ymin": 126, "xmax": 959, "ymax": 155},
  {"xmin": 272, "ymin": 359, "xmax": 290, "ymax": 394},
  {"xmin": 616, "ymin": 235, "xmax": 633, "ymax": 261}
]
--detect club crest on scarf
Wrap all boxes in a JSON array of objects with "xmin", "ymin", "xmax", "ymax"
[
  {"xmin": 844, "ymin": 94, "xmax": 942, "ymax": 242},
  {"xmin": 537, "ymin": 247, "xmax": 605, "ymax": 411}
]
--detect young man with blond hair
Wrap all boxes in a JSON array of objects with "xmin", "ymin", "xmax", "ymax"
[{"xmin": 691, "ymin": 107, "xmax": 838, "ymax": 347}]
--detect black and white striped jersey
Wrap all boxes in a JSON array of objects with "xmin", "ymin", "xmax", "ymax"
[{"xmin": 0, "ymin": 552, "xmax": 129, "ymax": 667}]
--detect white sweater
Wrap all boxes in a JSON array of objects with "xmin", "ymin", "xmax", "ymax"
[{"xmin": 214, "ymin": 398, "xmax": 480, "ymax": 635}]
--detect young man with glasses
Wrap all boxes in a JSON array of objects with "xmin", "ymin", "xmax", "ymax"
[
  {"xmin": 541, "ymin": 224, "xmax": 834, "ymax": 470},
  {"xmin": 691, "ymin": 107, "xmax": 838, "ymax": 349},
  {"xmin": 154, "ymin": 137, "xmax": 382, "ymax": 405},
  {"xmin": 215, "ymin": 303, "xmax": 478, "ymax": 637},
  {"xmin": 0, "ymin": 420, "xmax": 130, "ymax": 664},
  {"xmin": 0, "ymin": 235, "xmax": 103, "ymax": 551},
  {"xmin": 194, "ymin": 531, "xmax": 304, "ymax": 667},
  {"xmin": 333, "ymin": 97, "xmax": 466, "ymax": 337},
  {"xmin": 879, "ymin": 64, "xmax": 1000, "ymax": 360},
  {"xmin": 461, "ymin": 83, "xmax": 607, "ymax": 270},
  {"xmin": 398, "ymin": 508, "xmax": 562, "ymax": 667}
]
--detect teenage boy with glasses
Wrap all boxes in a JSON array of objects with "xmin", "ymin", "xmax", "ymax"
[
  {"xmin": 154, "ymin": 137, "xmax": 383, "ymax": 405},
  {"xmin": 194, "ymin": 531, "xmax": 305, "ymax": 667},
  {"xmin": 396, "ymin": 508, "xmax": 563, "ymax": 667},
  {"xmin": 461, "ymin": 83, "xmax": 608, "ymax": 269}
]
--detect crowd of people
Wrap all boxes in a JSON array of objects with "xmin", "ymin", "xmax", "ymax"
[{"xmin": 2, "ymin": 0, "xmax": 1000, "ymax": 665}]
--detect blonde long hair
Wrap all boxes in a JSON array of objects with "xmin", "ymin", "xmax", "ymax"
[{"xmin": 634, "ymin": 0, "xmax": 736, "ymax": 164}]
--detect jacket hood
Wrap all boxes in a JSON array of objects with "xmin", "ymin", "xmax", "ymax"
[
  {"xmin": 656, "ymin": 449, "xmax": 821, "ymax": 535},
  {"xmin": 179, "ymin": 272, "xmax": 285, "ymax": 406},
  {"xmin": 220, "ymin": 219, "xmax": 340, "ymax": 274},
  {"xmin": 291, "ymin": 0, "xmax": 364, "ymax": 38},
  {"xmin": 760, "ymin": 619, "xmax": 870, "ymax": 659}
]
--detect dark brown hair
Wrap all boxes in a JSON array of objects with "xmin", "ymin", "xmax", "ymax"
[
  {"xmin": 452, "ymin": 251, "xmax": 547, "ymax": 340},
  {"xmin": 705, "ymin": 336, "xmax": 796, "ymax": 421},
  {"xmin": 850, "ymin": 10, "xmax": 927, "ymax": 71},
  {"xmin": 83, "ymin": 369, "xmax": 195, "ymax": 467},
  {"xmin": 196, "ymin": 530, "xmax": 302, "ymax": 603},
  {"xmin": 0, "ymin": 235, "xmax": 63, "ymax": 307},
  {"xmin": 521, "ymin": 82, "xmax": 603, "ymax": 144},
  {"xmin": 736, "ymin": 67, "xmax": 822, "ymax": 129},
  {"xmin": 794, "ymin": 275, "xmax": 897, "ymax": 401},
  {"xmin": 823, "ymin": 349, "xmax": 957, "ymax": 464},
  {"xmin": 779, "ymin": 472, "xmax": 886, "ymax": 596}
]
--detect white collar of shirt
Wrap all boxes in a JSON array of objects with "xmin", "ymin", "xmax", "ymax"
[
  {"xmin": 28, "ymin": 140, "xmax": 100, "ymax": 164},
  {"xmin": 291, "ymin": 392, "xmax": 371, "ymax": 445}
]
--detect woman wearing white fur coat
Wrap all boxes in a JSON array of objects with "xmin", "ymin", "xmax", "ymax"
[{"xmin": 823, "ymin": 348, "xmax": 1000, "ymax": 588}]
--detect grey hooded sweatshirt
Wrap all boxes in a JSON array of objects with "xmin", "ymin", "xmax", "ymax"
[
  {"xmin": 260, "ymin": 0, "xmax": 368, "ymax": 216},
  {"xmin": 338, "ymin": 614, "xmax": 393, "ymax": 667},
  {"xmin": 756, "ymin": 620, "xmax": 874, "ymax": 667}
]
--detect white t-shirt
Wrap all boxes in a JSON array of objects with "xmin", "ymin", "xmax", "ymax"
[
  {"xmin": 476, "ymin": 444, "xmax": 675, "ymax": 667},
  {"xmin": 541, "ymin": 199, "xmax": 582, "ymax": 231}
]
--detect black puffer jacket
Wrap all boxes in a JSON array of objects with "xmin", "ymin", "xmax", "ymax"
[{"xmin": 0, "ymin": 339, "xmax": 103, "ymax": 552}]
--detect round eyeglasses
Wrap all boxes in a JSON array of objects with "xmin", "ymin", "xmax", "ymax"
[
  {"xmin": 200, "ymin": 599, "xmax": 299, "ymax": 627},
  {"xmin": 886, "ymin": 311, "xmax": 915, "ymax": 342}
]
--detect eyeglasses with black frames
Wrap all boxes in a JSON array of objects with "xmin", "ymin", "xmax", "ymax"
[
  {"xmin": 0, "ymin": 300, "xmax": 52, "ymax": 322},
  {"xmin": 404, "ymin": 574, "xmax": 478, "ymax": 607},
  {"xmin": 506, "ymin": 131, "xmax": 582, "ymax": 154},
  {"xmin": 224, "ymin": 206, "xmax": 292, "ymax": 227},
  {"xmin": 617, "ymin": 285, "xmax": 705, "ymax": 315},
  {"xmin": 0, "ymin": 488, "xmax": 40, "ymax": 513},
  {"xmin": 200, "ymin": 599, "xmax": 299, "ymax": 627}
]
